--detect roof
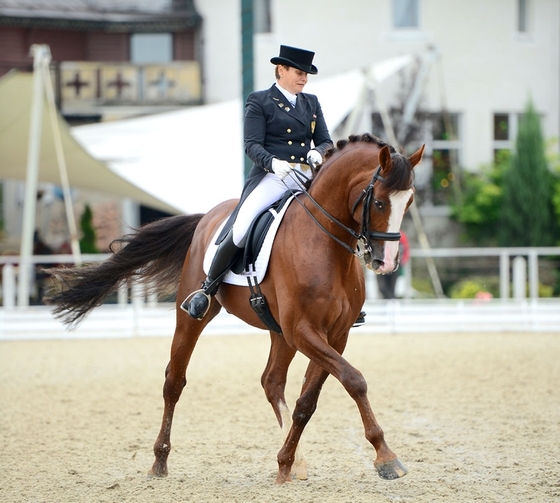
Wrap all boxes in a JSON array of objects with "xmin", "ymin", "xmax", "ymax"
[{"xmin": 0, "ymin": 0, "xmax": 201, "ymax": 31}]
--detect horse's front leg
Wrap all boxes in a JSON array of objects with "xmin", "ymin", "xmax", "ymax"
[
  {"xmin": 148, "ymin": 313, "xmax": 210, "ymax": 478},
  {"xmin": 295, "ymin": 332, "xmax": 407, "ymax": 481},
  {"xmin": 275, "ymin": 359, "xmax": 330, "ymax": 484},
  {"xmin": 261, "ymin": 332, "xmax": 307, "ymax": 480}
]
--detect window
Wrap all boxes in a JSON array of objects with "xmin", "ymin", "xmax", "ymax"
[
  {"xmin": 254, "ymin": 0, "xmax": 271, "ymax": 34},
  {"xmin": 492, "ymin": 111, "xmax": 543, "ymax": 161},
  {"xmin": 130, "ymin": 33, "xmax": 173, "ymax": 63},
  {"xmin": 431, "ymin": 112, "xmax": 462, "ymax": 205},
  {"xmin": 493, "ymin": 113, "xmax": 509, "ymax": 141},
  {"xmin": 370, "ymin": 110, "xmax": 462, "ymax": 206},
  {"xmin": 517, "ymin": 0, "xmax": 529, "ymax": 33},
  {"xmin": 493, "ymin": 112, "xmax": 519, "ymax": 161},
  {"xmin": 393, "ymin": 0, "xmax": 419, "ymax": 29},
  {"xmin": 433, "ymin": 112, "xmax": 459, "ymax": 141}
]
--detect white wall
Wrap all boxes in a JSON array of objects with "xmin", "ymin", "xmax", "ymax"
[
  {"xmin": 194, "ymin": 0, "xmax": 242, "ymax": 103},
  {"xmin": 197, "ymin": 0, "xmax": 559, "ymax": 171}
]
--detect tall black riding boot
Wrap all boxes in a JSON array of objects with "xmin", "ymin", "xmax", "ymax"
[{"xmin": 180, "ymin": 231, "xmax": 242, "ymax": 320}]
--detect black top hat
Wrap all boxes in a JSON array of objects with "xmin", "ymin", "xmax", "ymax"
[{"xmin": 270, "ymin": 45, "xmax": 318, "ymax": 75}]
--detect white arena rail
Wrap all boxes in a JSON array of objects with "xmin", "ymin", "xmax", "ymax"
[{"xmin": 1, "ymin": 248, "xmax": 559, "ymax": 340}]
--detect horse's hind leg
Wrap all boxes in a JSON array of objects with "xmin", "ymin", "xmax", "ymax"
[
  {"xmin": 261, "ymin": 332, "xmax": 307, "ymax": 479},
  {"xmin": 275, "ymin": 359, "xmax": 330, "ymax": 484},
  {"xmin": 148, "ymin": 304, "xmax": 219, "ymax": 478}
]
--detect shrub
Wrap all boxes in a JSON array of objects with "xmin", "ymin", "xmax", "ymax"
[
  {"xmin": 449, "ymin": 277, "xmax": 499, "ymax": 299},
  {"xmin": 79, "ymin": 204, "xmax": 98, "ymax": 254}
]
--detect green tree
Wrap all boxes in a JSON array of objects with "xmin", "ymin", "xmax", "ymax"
[
  {"xmin": 451, "ymin": 154, "xmax": 506, "ymax": 246},
  {"xmin": 498, "ymin": 98, "xmax": 556, "ymax": 246},
  {"xmin": 79, "ymin": 204, "xmax": 98, "ymax": 253},
  {"xmin": 548, "ymin": 138, "xmax": 560, "ymax": 232}
]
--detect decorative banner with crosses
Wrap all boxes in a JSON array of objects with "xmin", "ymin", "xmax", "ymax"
[{"xmin": 59, "ymin": 61, "xmax": 201, "ymax": 108}]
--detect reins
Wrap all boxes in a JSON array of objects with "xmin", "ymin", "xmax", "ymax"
[
  {"xmin": 286, "ymin": 169, "xmax": 362, "ymax": 255},
  {"xmin": 285, "ymin": 165, "xmax": 401, "ymax": 257}
]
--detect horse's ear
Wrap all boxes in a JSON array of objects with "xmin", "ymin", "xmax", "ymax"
[
  {"xmin": 408, "ymin": 144, "xmax": 425, "ymax": 168},
  {"xmin": 379, "ymin": 145, "xmax": 391, "ymax": 170}
]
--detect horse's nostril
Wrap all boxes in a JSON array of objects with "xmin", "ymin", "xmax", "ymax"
[{"xmin": 371, "ymin": 259, "xmax": 384, "ymax": 270}]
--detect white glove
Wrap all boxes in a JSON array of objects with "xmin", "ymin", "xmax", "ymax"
[
  {"xmin": 306, "ymin": 149, "xmax": 323, "ymax": 168},
  {"xmin": 271, "ymin": 158, "xmax": 293, "ymax": 180}
]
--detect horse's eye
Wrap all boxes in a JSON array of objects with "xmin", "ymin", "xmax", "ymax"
[{"xmin": 374, "ymin": 199, "xmax": 384, "ymax": 211}]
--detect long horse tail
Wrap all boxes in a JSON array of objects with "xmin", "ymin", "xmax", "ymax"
[{"xmin": 44, "ymin": 213, "xmax": 204, "ymax": 328}]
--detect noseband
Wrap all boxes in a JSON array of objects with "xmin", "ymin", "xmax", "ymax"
[{"xmin": 287, "ymin": 165, "xmax": 402, "ymax": 258}]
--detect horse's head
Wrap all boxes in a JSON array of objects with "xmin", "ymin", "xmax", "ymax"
[
  {"xmin": 351, "ymin": 139, "xmax": 424, "ymax": 274},
  {"xmin": 308, "ymin": 134, "xmax": 423, "ymax": 274}
]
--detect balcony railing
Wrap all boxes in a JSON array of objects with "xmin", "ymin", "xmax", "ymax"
[{"xmin": 52, "ymin": 60, "xmax": 202, "ymax": 113}]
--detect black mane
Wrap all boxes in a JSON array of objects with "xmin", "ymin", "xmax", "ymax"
[
  {"xmin": 316, "ymin": 133, "xmax": 413, "ymax": 191},
  {"xmin": 327, "ymin": 133, "xmax": 396, "ymax": 157}
]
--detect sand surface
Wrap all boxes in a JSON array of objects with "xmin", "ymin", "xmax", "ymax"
[{"xmin": 1, "ymin": 331, "xmax": 559, "ymax": 503}]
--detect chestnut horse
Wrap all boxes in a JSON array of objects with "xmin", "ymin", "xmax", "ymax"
[{"xmin": 46, "ymin": 133, "xmax": 424, "ymax": 484}]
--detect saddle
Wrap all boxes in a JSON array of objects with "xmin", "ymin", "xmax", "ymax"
[
  {"xmin": 205, "ymin": 190, "xmax": 297, "ymax": 334},
  {"xmin": 231, "ymin": 190, "xmax": 294, "ymax": 275}
]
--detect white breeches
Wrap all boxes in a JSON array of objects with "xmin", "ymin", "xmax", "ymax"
[{"xmin": 231, "ymin": 170, "xmax": 306, "ymax": 246}]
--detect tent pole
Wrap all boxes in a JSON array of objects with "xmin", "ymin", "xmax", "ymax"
[
  {"xmin": 377, "ymin": 106, "xmax": 445, "ymax": 298},
  {"xmin": 367, "ymin": 52, "xmax": 445, "ymax": 298},
  {"xmin": 17, "ymin": 45, "xmax": 49, "ymax": 307},
  {"xmin": 241, "ymin": 0, "xmax": 254, "ymax": 177},
  {"xmin": 42, "ymin": 56, "xmax": 82, "ymax": 266}
]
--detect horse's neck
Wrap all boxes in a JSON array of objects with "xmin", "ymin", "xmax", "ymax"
[
  {"xmin": 307, "ymin": 167, "xmax": 360, "ymax": 228},
  {"xmin": 296, "ymin": 171, "xmax": 361, "ymax": 252}
]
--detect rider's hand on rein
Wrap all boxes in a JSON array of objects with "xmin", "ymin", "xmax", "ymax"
[
  {"xmin": 306, "ymin": 149, "xmax": 322, "ymax": 168},
  {"xmin": 272, "ymin": 158, "xmax": 294, "ymax": 180}
]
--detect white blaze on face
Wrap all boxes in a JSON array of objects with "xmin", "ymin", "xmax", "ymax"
[{"xmin": 378, "ymin": 188, "xmax": 413, "ymax": 274}]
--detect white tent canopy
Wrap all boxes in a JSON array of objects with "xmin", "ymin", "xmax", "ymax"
[
  {"xmin": 0, "ymin": 71, "xmax": 180, "ymax": 214},
  {"xmin": 0, "ymin": 55, "xmax": 412, "ymax": 216},
  {"xmin": 72, "ymin": 55, "xmax": 413, "ymax": 215},
  {"xmin": 72, "ymin": 100, "xmax": 245, "ymax": 215}
]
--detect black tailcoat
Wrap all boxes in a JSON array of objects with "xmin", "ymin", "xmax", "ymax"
[{"xmin": 219, "ymin": 84, "xmax": 333, "ymax": 242}]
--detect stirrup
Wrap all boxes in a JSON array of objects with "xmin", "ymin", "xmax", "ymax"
[
  {"xmin": 353, "ymin": 310, "xmax": 367, "ymax": 328},
  {"xmin": 180, "ymin": 288, "xmax": 212, "ymax": 320}
]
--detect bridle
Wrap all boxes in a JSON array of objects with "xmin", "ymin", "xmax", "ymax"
[
  {"xmin": 286, "ymin": 165, "xmax": 403, "ymax": 258},
  {"xmin": 351, "ymin": 165, "xmax": 402, "ymax": 243}
]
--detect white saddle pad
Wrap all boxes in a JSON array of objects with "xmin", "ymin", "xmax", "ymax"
[{"xmin": 203, "ymin": 195, "xmax": 295, "ymax": 286}]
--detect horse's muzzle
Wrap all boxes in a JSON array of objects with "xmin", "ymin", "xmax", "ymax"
[{"xmin": 367, "ymin": 258, "xmax": 384, "ymax": 271}]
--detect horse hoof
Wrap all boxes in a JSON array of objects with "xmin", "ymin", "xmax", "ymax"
[
  {"xmin": 374, "ymin": 458, "xmax": 408, "ymax": 480},
  {"xmin": 275, "ymin": 468, "xmax": 294, "ymax": 484},
  {"xmin": 147, "ymin": 464, "xmax": 168, "ymax": 479}
]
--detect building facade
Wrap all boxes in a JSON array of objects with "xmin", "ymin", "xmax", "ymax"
[
  {"xmin": 195, "ymin": 0, "xmax": 559, "ymax": 243},
  {"xmin": 0, "ymin": 0, "xmax": 202, "ymax": 122},
  {"xmin": 1, "ymin": 0, "xmax": 559, "ymax": 251}
]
